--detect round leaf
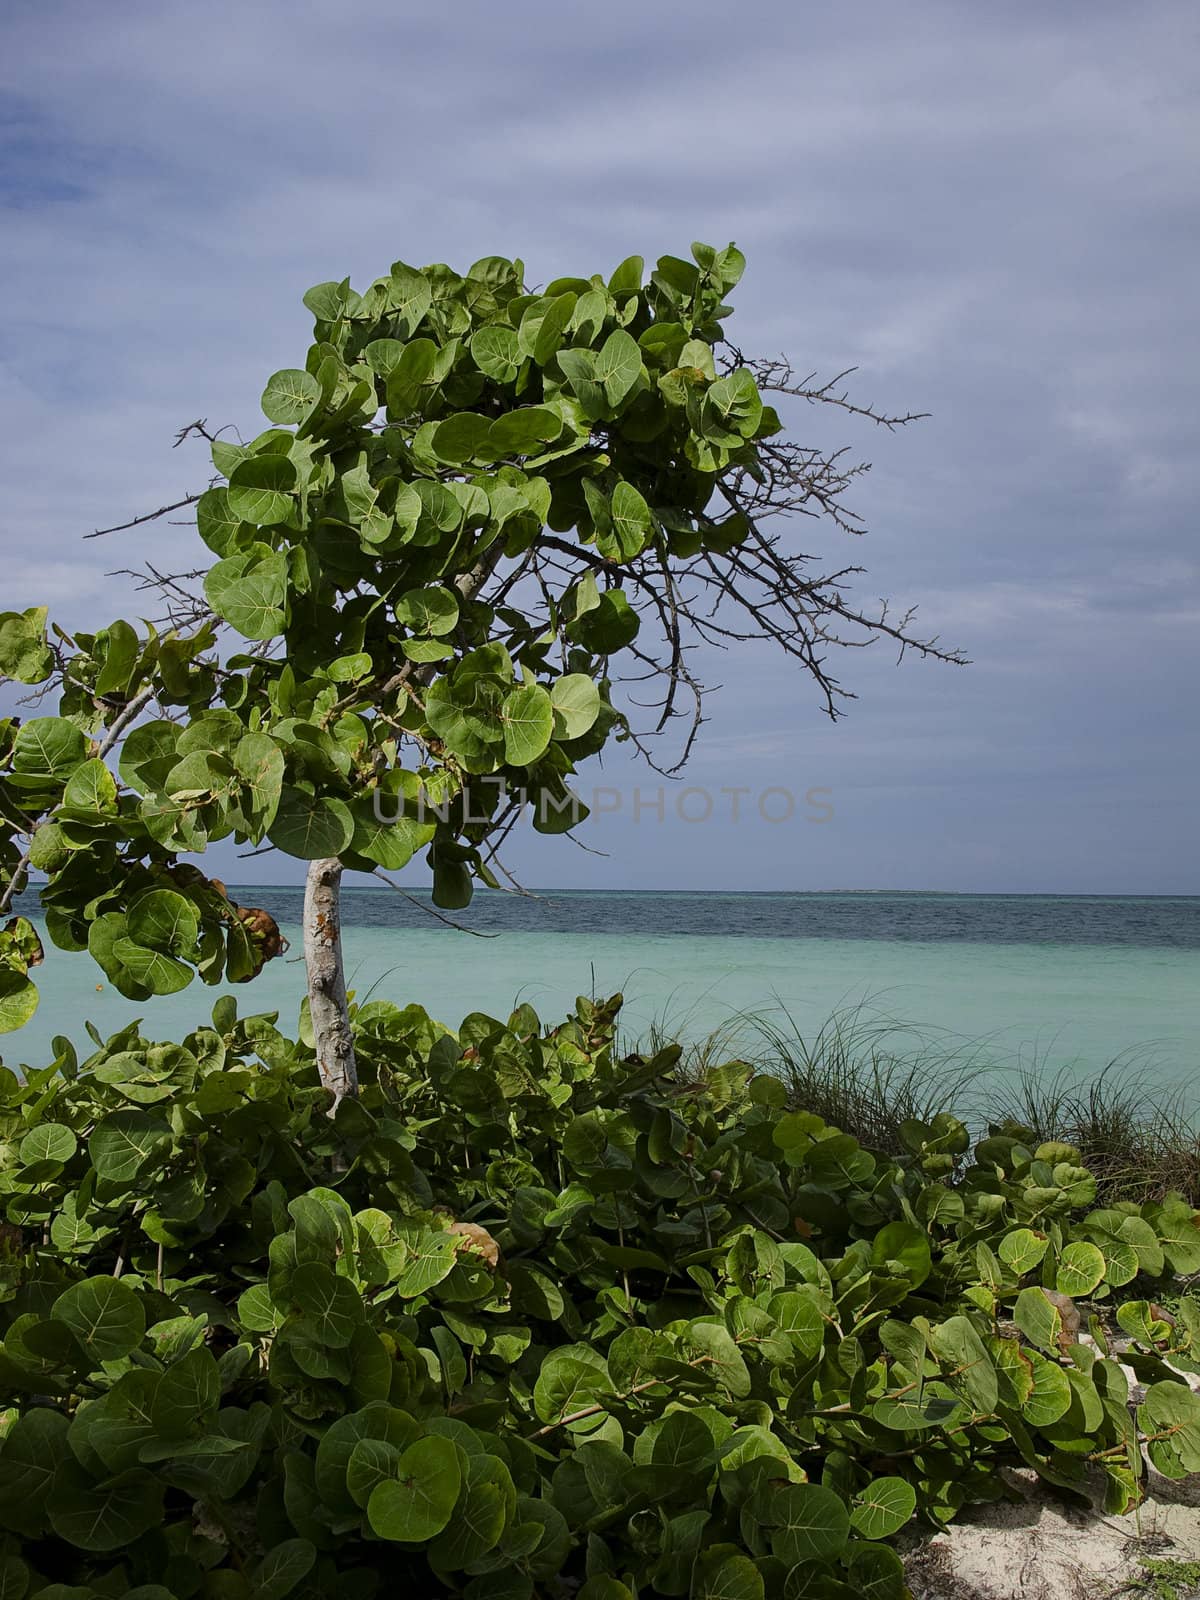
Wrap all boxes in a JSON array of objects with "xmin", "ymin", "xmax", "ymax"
[
  {"xmin": 850, "ymin": 1475, "xmax": 917, "ymax": 1539},
  {"xmin": 88, "ymin": 1110, "xmax": 171, "ymax": 1185},
  {"xmin": 268, "ymin": 790, "xmax": 354, "ymax": 859},
  {"xmin": 47, "ymin": 1467, "xmax": 162, "ymax": 1552},
  {"xmin": 1056, "ymin": 1240, "xmax": 1105, "ymax": 1297},
  {"xmin": 0, "ymin": 969, "xmax": 38, "ymax": 1033},
  {"xmin": 501, "ymin": 685, "xmax": 553, "ymax": 766},
  {"xmin": 261, "ymin": 368, "xmax": 321, "ymax": 425},
  {"xmin": 395, "ymin": 586, "xmax": 459, "ymax": 637},
  {"xmin": 126, "ymin": 890, "xmax": 199, "ymax": 957},
  {"xmin": 550, "ymin": 673, "xmax": 601, "ymax": 739},
  {"xmin": 18, "ymin": 1123, "xmax": 77, "ymax": 1167},
  {"xmin": 226, "ymin": 455, "xmax": 297, "ymax": 525},
  {"xmin": 998, "ymin": 1227, "xmax": 1048, "ymax": 1276},
  {"xmin": 204, "ymin": 550, "xmax": 289, "ymax": 640},
  {"xmin": 367, "ymin": 1435, "xmax": 461, "ymax": 1542},
  {"xmin": 52, "ymin": 1276, "xmax": 145, "ymax": 1362},
  {"xmin": 767, "ymin": 1482, "xmax": 850, "ymax": 1565},
  {"xmin": 0, "ymin": 606, "xmax": 52, "ymax": 684},
  {"xmin": 111, "ymin": 939, "xmax": 194, "ymax": 995},
  {"xmin": 471, "ymin": 325, "xmax": 522, "ymax": 384},
  {"xmin": 12, "ymin": 717, "xmax": 87, "ymax": 785}
]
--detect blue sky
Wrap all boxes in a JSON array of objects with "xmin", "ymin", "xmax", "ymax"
[{"xmin": 1, "ymin": 0, "xmax": 1196, "ymax": 894}]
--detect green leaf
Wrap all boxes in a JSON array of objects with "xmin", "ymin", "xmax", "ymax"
[
  {"xmin": 609, "ymin": 255, "xmax": 643, "ymax": 294},
  {"xmin": 557, "ymin": 348, "xmax": 607, "ymax": 420},
  {"xmin": 304, "ymin": 278, "xmax": 357, "ymax": 321},
  {"xmin": 11, "ymin": 717, "xmax": 87, "ymax": 786},
  {"xmin": 501, "ymin": 685, "xmax": 554, "ymax": 766},
  {"xmin": 204, "ymin": 548, "xmax": 290, "ymax": 639},
  {"xmin": 250, "ymin": 1538, "xmax": 316, "ymax": 1600},
  {"xmin": 692, "ymin": 1552, "xmax": 763, "ymax": 1600},
  {"xmin": 388, "ymin": 264, "xmax": 432, "ymax": 336},
  {"xmin": 62, "ymin": 758, "xmax": 118, "ymax": 815},
  {"xmin": 347, "ymin": 1437, "xmax": 402, "ymax": 1509},
  {"xmin": 845, "ymin": 1542, "xmax": 908, "ymax": 1600},
  {"xmin": 126, "ymin": 889, "xmax": 199, "ymax": 957},
  {"xmin": 234, "ymin": 731, "xmax": 285, "ymax": 830},
  {"xmin": 431, "ymin": 412, "xmax": 492, "ymax": 465},
  {"xmin": 47, "ymin": 1466, "xmax": 163, "ymax": 1551},
  {"xmin": 0, "ymin": 970, "xmax": 38, "ymax": 1033},
  {"xmin": 600, "ymin": 481, "xmax": 653, "ymax": 561},
  {"xmin": 0, "ymin": 606, "xmax": 52, "ymax": 684},
  {"xmin": 315, "ymin": 1404, "xmax": 420, "ymax": 1516},
  {"xmin": 196, "ymin": 486, "xmax": 251, "ymax": 556},
  {"xmin": 703, "ymin": 368, "xmax": 762, "ymax": 442},
  {"xmin": 268, "ymin": 789, "xmax": 354, "ymax": 859},
  {"xmin": 533, "ymin": 1348, "xmax": 613, "ymax": 1425},
  {"xmin": 1056, "ymin": 1240, "xmax": 1106, "ymax": 1297},
  {"xmin": 1022, "ymin": 1350, "xmax": 1073, "ymax": 1427},
  {"xmin": 487, "ymin": 407, "xmax": 562, "ymax": 458},
  {"xmin": 998, "ymin": 1228, "xmax": 1048, "ymax": 1276},
  {"xmin": 766, "ymin": 1481, "xmax": 850, "ymax": 1565},
  {"xmin": 367, "ymin": 1435, "xmax": 462, "ymax": 1542},
  {"xmin": 850, "ymin": 1476, "xmax": 917, "ymax": 1539},
  {"xmin": 0, "ymin": 1408, "xmax": 69, "ymax": 1532},
  {"xmin": 682, "ymin": 1322, "xmax": 751, "ymax": 1398},
  {"xmin": 871, "ymin": 1220, "xmax": 933, "ymax": 1288},
  {"xmin": 766, "ymin": 1290, "xmax": 827, "ymax": 1361},
  {"xmin": 1153, "ymin": 1200, "xmax": 1200, "ymax": 1275},
  {"xmin": 0, "ymin": 1554, "xmax": 30, "ymax": 1600},
  {"xmin": 928, "ymin": 1315, "xmax": 998, "ymax": 1415},
  {"xmin": 471, "ymin": 325, "xmax": 522, "ymax": 384},
  {"xmin": 52, "ymin": 1276, "xmax": 145, "ymax": 1362},
  {"xmin": 111, "ymin": 939, "xmax": 194, "ymax": 995},
  {"xmin": 593, "ymin": 329, "xmax": 642, "ymax": 408},
  {"xmin": 151, "ymin": 1345, "xmax": 220, "ymax": 1437},
  {"xmin": 427, "ymin": 1452, "xmax": 513, "ymax": 1569},
  {"xmin": 261, "ymin": 368, "xmax": 321, "ymax": 425},
  {"xmin": 88, "ymin": 1110, "xmax": 171, "ymax": 1185},
  {"xmin": 351, "ymin": 798, "xmax": 434, "ymax": 871},
  {"xmin": 226, "ymin": 454, "xmax": 297, "ymax": 525},
  {"xmin": 395, "ymin": 585, "xmax": 460, "ymax": 636},
  {"xmin": 394, "ymin": 1230, "xmax": 459, "ymax": 1297},
  {"xmin": 1013, "ymin": 1287, "xmax": 1063, "ymax": 1353},
  {"xmin": 19, "ymin": 1122, "xmax": 77, "ymax": 1166},
  {"xmin": 1139, "ymin": 1380, "xmax": 1200, "ymax": 1477},
  {"xmin": 290, "ymin": 1262, "xmax": 363, "ymax": 1347},
  {"xmin": 550, "ymin": 673, "xmax": 602, "ymax": 738},
  {"xmin": 363, "ymin": 338, "xmax": 408, "ymax": 378}
]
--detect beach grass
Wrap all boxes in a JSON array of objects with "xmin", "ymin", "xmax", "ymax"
[{"xmin": 641, "ymin": 1001, "xmax": 1200, "ymax": 1204}]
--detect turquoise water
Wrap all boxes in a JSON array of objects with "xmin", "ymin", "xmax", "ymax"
[{"xmin": 6, "ymin": 890, "xmax": 1198, "ymax": 1098}]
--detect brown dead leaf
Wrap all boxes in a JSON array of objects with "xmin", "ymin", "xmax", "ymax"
[{"xmin": 448, "ymin": 1221, "xmax": 501, "ymax": 1270}]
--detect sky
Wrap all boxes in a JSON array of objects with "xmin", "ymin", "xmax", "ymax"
[{"xmin": 1, "ymin": 0, "xmax": 1196, "ymax": 895}]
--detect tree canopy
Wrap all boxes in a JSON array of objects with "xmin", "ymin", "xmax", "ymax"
[{"xmin": 0, "ymin": 241, "xmax": 962, "ymax": 1047}]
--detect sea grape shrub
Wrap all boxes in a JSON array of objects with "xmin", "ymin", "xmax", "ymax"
[{"xmin": 1, "ymin": 996, "xmax": 1200, "ymax": 1597}]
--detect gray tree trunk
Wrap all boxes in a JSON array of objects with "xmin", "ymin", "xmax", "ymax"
[{"xmin": 303, "ymin": 857, "xmax": 358, "ymax": 1109}]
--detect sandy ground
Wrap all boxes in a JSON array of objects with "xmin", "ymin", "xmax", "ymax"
[{"xmin": 904, "ymin": 1466, "xmax": 1200, "ymax": 1600}]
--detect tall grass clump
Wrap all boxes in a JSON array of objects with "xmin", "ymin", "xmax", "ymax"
[
  {"xmin": 989, "ymin": 1062, "xmax": 1200, "ymax": 1206},
  {"xmin": 644, "ymin": 1002, "xmax": 1200, "ymax": 1204}
]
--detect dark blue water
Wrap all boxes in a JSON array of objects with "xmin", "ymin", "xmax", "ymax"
[{"xmin": 216, "ymin": 887, "xmax": 1200, "ymax": 949}]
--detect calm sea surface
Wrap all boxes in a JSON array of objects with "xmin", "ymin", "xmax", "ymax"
[{"xmin": 7, "ymin": 890, "xmax": 1199, "ymax": 1094}]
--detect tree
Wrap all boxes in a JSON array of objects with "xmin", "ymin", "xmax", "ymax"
[{"xmin": 0, "ymin": 242, "xmax": 962, "ymax": 1098}]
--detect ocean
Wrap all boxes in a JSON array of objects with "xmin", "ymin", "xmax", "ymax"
[{"xmin": 6, "ymin": 889, "xmax": 1198, "ymax": 1099}]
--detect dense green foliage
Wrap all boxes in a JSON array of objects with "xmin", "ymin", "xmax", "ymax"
[
  {"xmin": 3, "ymin": 994, "xmax": 1200, "ymax": 1598},
  {"xmin": 0, "ymin": 242, "xmax": 775, "ymax": 1026}
]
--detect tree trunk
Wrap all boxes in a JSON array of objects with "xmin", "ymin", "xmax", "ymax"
[{"xmin": 303, "ymin": 857, "xmax": 358, "ymax": 1109}]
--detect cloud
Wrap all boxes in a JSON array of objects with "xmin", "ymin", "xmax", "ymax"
[{"xmin": 0, "ymin": 0, "xmax": 1195, "ymax": 891}]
